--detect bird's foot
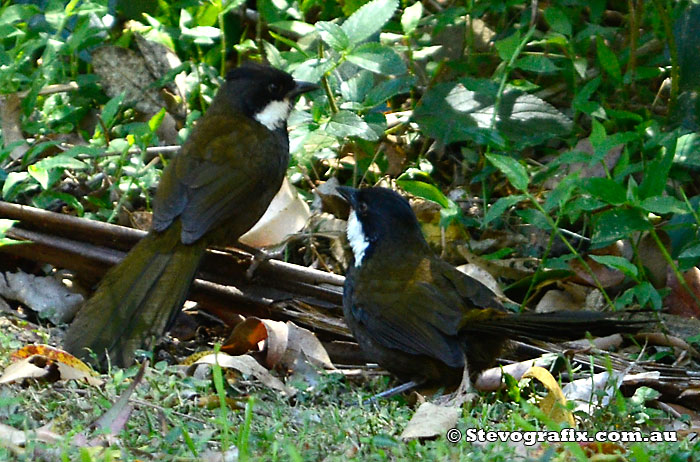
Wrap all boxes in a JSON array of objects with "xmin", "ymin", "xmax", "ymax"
[{"xmin": 235, "ymin": 242, "xmax": 282, "ymax": 278}]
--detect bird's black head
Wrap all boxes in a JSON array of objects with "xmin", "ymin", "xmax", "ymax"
[
  {"xmin": 337, "ymin": 186, "xmax": 429, "ymax": 266},
  {"xmin": 212, "ymin": 63, "xmax": 318, "ymax": 131}
]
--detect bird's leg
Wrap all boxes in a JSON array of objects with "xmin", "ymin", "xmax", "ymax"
[
  {"xmin": 234, "ymin": 242, "xmax": 283, "ymax": 278},
  {"xmin": 363, "ymin": 380, "xmax": 423, "ymax": 405},
  {"xmin": 435, "ymin": 358, "xmax": 478, "ymax": 407}
]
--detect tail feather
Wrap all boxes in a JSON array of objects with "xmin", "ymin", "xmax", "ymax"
[
  {"xmin": 64, "ymin": 225, "xmax": 206, "ymax": 367},
  {"xmin": 461, "ymin": 310, "xmax": 646, "ymax": 342}
]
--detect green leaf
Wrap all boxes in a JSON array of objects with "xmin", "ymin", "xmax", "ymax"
[
  {"xmin": 401, "ymin": 1, "xmax": 423, "ymax": 35},
  {"xmin": 591, "ymin": 208, "xmax": 651, "ymax": 246},
  {"xmin": 543, "ymin": 7, "xmax": 572, "ymax": 36},
  {"xmin": 674, "ymin": 133, "xmax": 700, "ymax": 168},
  {"xmin": 148, "ymin": 108, "xmax": 167, "ymax": 132},
  {"xmin": 414, "ymin": 81, "xmax": 571, "ymax": 146},
  {"xmin": 590, "ymin": 255, "xmax": 638, "ymax": 279},
  {"xmin": 27, "ymin": 165, "xmax": 50, "ymax": 190},
  {"xmin": 2, "ymin": 172, "xmax": 29, "ymax": 199},
  {"xmin": 639, "ymin": 196, "xmax": 689, "ymax": 215},
  {"xmin": 34, "ymin": 155, "xmax": 89, "ymax": 171},
  {"xmin": 484, "ymin": 195, "xmax": 527, "ymax": 226},
  {"xmin": 679, "ymin": 242, "xmax": 700, "ymax": 259},
  {"xmin": 341, "ymin": 0, "xmax": 398, "ymax": 45},
  {"xmin": 325, "ymin": 111, "xmax": 378, "ymax": 140},
  {"xmin": 101, "ymin": 92, "xmax": 125, "ymax": 129},
  {"xmin": 396, "ymin": 179, "xmax": 449, "ymax": 208},
  {"xmin": 495, "ymin": 31, "xmax": 521, "ymax": 61},
  {"xmin": 485, "ymin": 153, "xmax": 529, "ymax": 191},
  {"xmin": 364, "ymin": 76, "xmax": 415, "ymax": 107},
  {"xmin": 291, "ymin": 58, "xmax": 334, "ymax": 83},
  {"xmin": 515, "ymin": 55, "xmax": 560, "ymax": 74},
  {"xmin": 316, "ymin": 21, "xmax": 350, "ymax": 51},
  {"xmin": 346, "ymin": 43, "xmax": 406, "ymax": 75},
  {"xmin": 583, "ymin": 178, "xmax": 627, "ymax": 205},
  {"xmin": 516, "ymin": 209, "xmax": 551, "ymax": 230},
  {"xmin": 596, "ymin": 36, "xmax": 621, "ymax": 82}
]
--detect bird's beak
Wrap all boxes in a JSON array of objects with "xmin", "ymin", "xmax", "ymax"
[
  {"xmin": 336, "ymin": 186, "xmax": 359, "ymax": 207},
  {"xmin": 288, "ymin": 80, "xmax": 319, "ymax": 99}
]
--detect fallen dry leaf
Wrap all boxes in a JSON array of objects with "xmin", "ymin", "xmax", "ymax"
[
  {"xmin": 0, "ymin": 344, "xmax": 102, "ymax": 386},
  {"xmin": 400, "ymin": 402, "xmax": 461, "ymax": 441},
  {"xmin": 239, "ymin": 177, "xmax": 311, "ymax": 248},
  {"xmin": 521, "ymin": 366, "xmax": 575, "ymax": 427},
  {"xmin": 664, "ymin": 266, "xmax": 700, "ymax": 318},
  {"xmin": 190, "ymin": 353, "xmax": 297, "ymax": 397}
]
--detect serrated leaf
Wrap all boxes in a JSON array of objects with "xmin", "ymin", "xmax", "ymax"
[
  {"xmin": 639, "ymin": 196, "xmax": 689, "ymax": 214},
  {"xmin": 592, "ymin": 208, "xmax": 651, "ymax": 246},
  {"xmin": 414, "ymin": 81, "xmax": 571, "ymax": 146},
  {"xmin": 316, "ymin": 21, "xmax": 350, "ymax": 51},
  {"xmin": 484, "ymin": 195, "xmax": 527, "ymax": 226},
  {"xmin": 401, "ymin": 1, "xmax": 423, "ymax": 35},
  {"xmin": 291, "ymin": 58, "xmax": 334, "ymax": 83},
  {"xmin": 341, "ymin": 0, "xmax": 398, "ymax": 45},
  {"xmin": 364, "ymin": 75, "xmax": 415, "ymax": 107},
  {"xmin": 346, "ymin": 42, "xmax": 406, "ymax": 75},
  {"xmin": 485, "ymin": 153, "xmax": 529, "ymax": 191},
  {"xmin": 325, "ymin": 111, "xmax": 378, "ymax": 140},
  {"xmin": 590, "ymin": 255, "xmax": 638, "ymax": 278}
]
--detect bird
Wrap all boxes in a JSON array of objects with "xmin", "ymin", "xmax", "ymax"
[
  {"xmin": 337, "ymin": 186, "xmax": 645, "ymax": 394},
  {"xmin": 64, "ymin": 63, "xmax": 318, "ymax": 368}
]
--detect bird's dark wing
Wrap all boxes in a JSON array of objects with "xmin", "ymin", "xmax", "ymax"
[
  {"xmin": 152, "ymin": 116, "xmax": 287, "ymax": 244},
  {"xmin": 348, "ymin": 257, "xmax": 471, "ymax": 368}
]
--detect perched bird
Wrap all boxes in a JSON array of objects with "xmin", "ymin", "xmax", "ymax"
[
  {"xmin": 338, "ymin": 186, "xmax": 643, "ymax": 390},
  {"xmin": 65, "ymin": 63, "xmax": 317, "ymax": 368}
]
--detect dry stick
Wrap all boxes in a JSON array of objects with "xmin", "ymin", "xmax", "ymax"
[{"xmin": 0, "ymin": 202, "xmax": 349, "ymax": 341}]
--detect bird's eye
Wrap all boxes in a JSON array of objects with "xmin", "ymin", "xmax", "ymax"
[
  {"xmin": 357, "ymin": 201, "xmax": 368, "ymax": 214},
  {"xmin": 267, "ymin": 83, "xmax": 280, "ymax": 94}
]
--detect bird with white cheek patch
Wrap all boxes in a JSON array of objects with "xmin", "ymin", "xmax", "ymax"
[{"xmin": 254, "ymin": 98, "xmax": 292, "ymax": 131}]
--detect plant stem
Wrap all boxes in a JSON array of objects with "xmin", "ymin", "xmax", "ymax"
[{"xmin": 649, "ymin": 227, "xmax": 700, "ymax": 309}]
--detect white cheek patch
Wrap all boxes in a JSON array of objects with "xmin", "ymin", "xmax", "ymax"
[
  {"xmin": 254, "ymin": 99, "xmax": 291, "ymax": 130},
  {"xmin": 346, "ymin": 209, "xmax": 370, "ymax": 267}
]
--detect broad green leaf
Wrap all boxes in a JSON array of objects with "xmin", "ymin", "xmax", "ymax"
[
  {"xmin": 346, "ymin": 43, "xmax": 406, "ymax": 75},
  {"xmin": 291, "ymin": 58, "xmax": 334, "ymax": 83},
  {"xmin": 396, "ymin": 179, "xmax": 449, "ymax": 208},
  {"xmin": 495, "ymin": 31, "xmax": 521, "ymax": 61},
  {"xmin": 544, "ymin": 7, "xmax": 572, "ymax": 36},
  {"xmin": 583, "ymin": 178, "xmax": 627, "ymax": 205},
  {"xmin": 515, "ymin": 55, "xmax": 560, "ymax": 74},
  {"xmin": 316, "ymin": 21, "xmax": 350, "ymax": 51},
  {"xmin": 484, "ymin": 195, "xmax": 527, "ymax": 226},
  {"xmin": 34, "ymin": 155, "xmax": 89, "ymax": 171},
  {"xmin": 638, "ymin": 144, "xmax": 675, "ymax": 199},
  {"xmin": 516, "ymin": 209, "xmax": 551, "ymax": 230},
  {"xmin": 414, "ymin": 81, "xmax": 571, "ymax": 146},
  {"xmin": 592, "ymin": 208, "xmax": 651, "ymax": 246},
  {"xmin": 270, "ymin": 21, "xmax": 316, "ymax": 37},
  {"xmin": 2, "ymin": 172, "xmax": 29, "ymax": 199},
  {"xmin": 0, "ymin": 4, "xmax": 40, "ymax": 26},
  {"xmin": 596, "ymin": 36, "xmax": 621, "ymax": 82},
  {"xmin": 639, "ymin": 196, "xmax": 689, "ymax": 215},
  {"xmin": 590, "ymin": 255, "xmax": 638, "ymax": 278},
  {"xmin": 101, "ymin": 92, "xmax": 125, "ymax": 129},
  {"xmin": 485, "ymin": 153, "xmax": 529, "ymax": 191},
  {"xmin": 674, "ymin": 132, "xmax": 700, "ymax": 168},
  {"xmin": 364, "ymin": 75, "xmax": 415, "ymax": 107},
  {"xmin": 28, "ymin": 165, "xmax": 49, "ymax": 190},
  {"xmin": 341, "ymin": 0, "xmax": 398, "ymax": 45},
  {"xmin": 325, "ymin": 111, "xmax": 378, "ymax": 140},
  {"xmin": 679, "ymin": 242, "xmax": 700, "ymax": 259},
  {"xmin": 401, "ymin": 1, "xmax": 423, "ymax": 35}
]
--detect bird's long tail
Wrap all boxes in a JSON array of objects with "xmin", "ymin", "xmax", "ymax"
[
  {"xmin": 463, "ymin": 310, "xmax": 646, "ymax": 341},
  {"xmin": 64, "ymin": 224, "xmax": 206, "ymax": 368}
]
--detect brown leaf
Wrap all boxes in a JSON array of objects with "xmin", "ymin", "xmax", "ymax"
[
  {"xmin": 0, "ymin": 94, "xmax": 29, "ymax": 160},
  {"xmin": 0, "ymin": 344, "xmax": 102, "ymax": 386},
  {"xmin": 92, "ymin": 46, "xmax": 166, "ymax": 115},
  {"xmin": 400, "ymin": 402, "xmax": 461, "ymax": 441},
  {"xmin": 664, "ymin": 267, "xmax": 700, "ymax": 318}
]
